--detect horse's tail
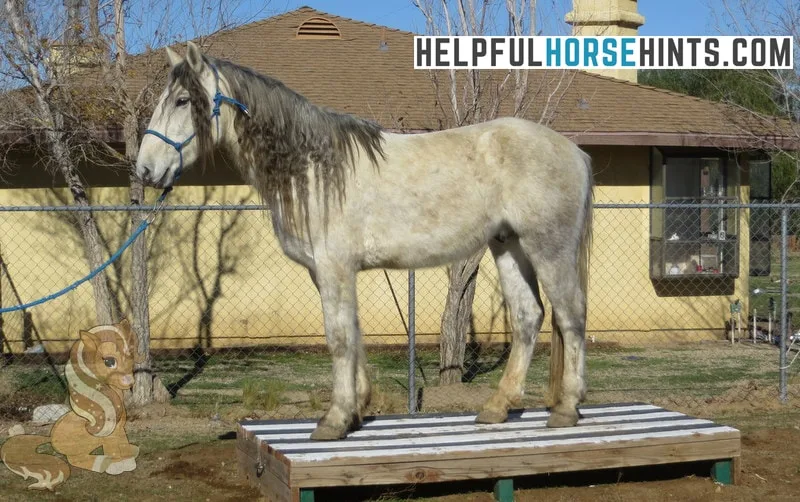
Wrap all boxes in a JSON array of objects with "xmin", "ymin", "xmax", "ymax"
[
  {"xmin": 1, "ymin": 429, "xmax": 70, "ymax": 491},
  {"xmin": 578, "ymin": 150, "xmax": 593, "ymax": 306},
  {"xmin": 547, "ymin": 149, "xmax": 593, "ymax": 408}
]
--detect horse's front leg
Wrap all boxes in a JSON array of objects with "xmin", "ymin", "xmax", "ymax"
[
  {"xmin": 309, "ymin": 268, "xmax": 371, "ymax": 420},
  {"xmin": 311, "ymin": 268, "xmax": 362, "ymax": 440},
  {"xmin": 100, "ymin": 424, "xmax": 139, "ymax": 474}
]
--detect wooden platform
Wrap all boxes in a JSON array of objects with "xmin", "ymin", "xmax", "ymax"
[{"xmin": 237, "ymin": 403, "xmax": 741, "ymax": 502}]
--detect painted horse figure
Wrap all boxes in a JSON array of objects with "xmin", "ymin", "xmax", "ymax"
[{"xmin": 137, "ymin": 42, "xmax": 593, "ymax": 440}]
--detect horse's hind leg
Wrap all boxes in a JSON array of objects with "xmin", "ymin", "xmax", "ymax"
[
  {"xmin": 524, "ymin": 245, "xmax": 587, "ymax": 428},
  {"xmin": 476, "ymin": 237, "xmax": 544, "ymax": 424},
  {"xmin": 311, "ymin": 266, "xmax": 362, "ymax": 440}
]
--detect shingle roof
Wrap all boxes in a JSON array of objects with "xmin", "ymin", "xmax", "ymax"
[{"xmin": 161, "ymin": 6, "xmax": 793, "ymax": 148}]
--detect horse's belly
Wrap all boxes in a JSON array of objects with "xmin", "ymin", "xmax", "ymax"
[{"xmin": 360, "ymin": 220, "xmax": 494, "ymax": 270}]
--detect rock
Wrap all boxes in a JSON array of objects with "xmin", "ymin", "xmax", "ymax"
[
  {"xmin": 24, "ymin": 344, "xmax": 45, "ymax": 354},
  {"xmin": 153, "ymin": 376, "xmax": 171, "ymax": 403},
  {"xmin": 8, "ymin": 424, "xmax": 25, "ymax": 437},
  {"xmin": 32, "ymin": 404, "xmax": 70, "ymax": 425}
]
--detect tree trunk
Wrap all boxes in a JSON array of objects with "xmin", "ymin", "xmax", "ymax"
[
  {"xmin": 115, "ymin": 1, "xmax": 168, "ymax": 404},
  {"xmin": 47, "ymin": 120, "xmax": 116, "ymax": 325},
  {"xmin": 439, "ymin": 248, "xmax": 484, "ymax": 385},
  {"xmin": 88, "ymin": 0, "xmax": 100, "ymax": 44},
  {"xmin": 129, "ymin": 176, "xmax": 153, "ymax": 405},
  {"xmin": 129, "ymin": 176, "xmax": 168, "ymax": 405}
]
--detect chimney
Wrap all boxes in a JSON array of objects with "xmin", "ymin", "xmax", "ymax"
[
  {"xmin": 47, "ymin": 42, "xmax": 104, "ymax": 77},
  {"xmin": 565, "ymin": 0, "xmax": 645, "ymax": 83}
]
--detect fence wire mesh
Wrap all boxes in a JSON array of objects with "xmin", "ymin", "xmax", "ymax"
[{"xmin": 1, "ymin": 201, "xmax": 799, "ymax": 426}]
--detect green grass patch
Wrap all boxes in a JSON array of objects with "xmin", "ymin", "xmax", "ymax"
[{"xmin": 242, "ymin": 378, "xmax": 286, "ymax": 411}]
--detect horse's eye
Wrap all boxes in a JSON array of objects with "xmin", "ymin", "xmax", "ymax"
[
  {"xmin": 103, "ymin": 357, "xmax": 117, "ymax": 368},
  {"xmin": 176, "ymin": 97, "xmax": 190, "ymax": 107}
]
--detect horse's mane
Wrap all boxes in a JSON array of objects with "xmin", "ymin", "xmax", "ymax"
[{"xmin": 172, "ymin": 57, "xmax": 385, "ymax": 229}]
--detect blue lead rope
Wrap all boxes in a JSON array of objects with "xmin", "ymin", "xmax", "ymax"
[{"xmin": 0, "ymin": 187, "xmax": 172, "ymax": 315}]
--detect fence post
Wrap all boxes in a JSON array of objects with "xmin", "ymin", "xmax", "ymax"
[
  {"xmin": 408, "ymin": 269, "xmax": 416, "ymax": 414},
  {"xmin": 780, "ymin": 207, "xmax": 788, "ymax": 403}
]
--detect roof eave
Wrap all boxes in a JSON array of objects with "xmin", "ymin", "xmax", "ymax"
[
  {"xmin": 563, "ymin": 131, "xmax": 800, "ymax": 151},
  {"xmin": 4, "ymin": 128, "xmax": 798, "ymax": 152}
]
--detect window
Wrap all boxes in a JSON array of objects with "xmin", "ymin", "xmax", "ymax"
[{"xmin": 650, "ymin": 148, "xmax": 740, "ymax": 279}]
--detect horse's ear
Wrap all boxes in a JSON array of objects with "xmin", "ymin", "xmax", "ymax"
[
  {"xmin": 186, "ymin": 41, "xmax": 204, "ymax": 73},
  {"xmin": 118, "ymin": 318, "xmax": 132, "ymax": 332},
  {"xmin": 165, "ymin": 46, "xmax": 183, "ymax": 68},
  {"xmin": 79, "ymin": 330, "xmax": 97, "ymax": 351}
]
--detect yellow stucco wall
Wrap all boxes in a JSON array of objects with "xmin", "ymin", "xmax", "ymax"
[
  {"xmin": 584, "ymin": 146, "xmax": 750, "ymax": 344},
  {"xmin": 0, "ymin": 146, "xmax": 751, "ymax": 351}
]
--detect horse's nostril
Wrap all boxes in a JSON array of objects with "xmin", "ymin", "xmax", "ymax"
[{"xmin": 140, "ymin": 166, "xmax": 151, "ymax": 181}]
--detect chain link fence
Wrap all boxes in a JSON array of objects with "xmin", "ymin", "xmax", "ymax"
[{"xmin": 1, "ymin": 200, "xmax": 799, "ymax": 426}]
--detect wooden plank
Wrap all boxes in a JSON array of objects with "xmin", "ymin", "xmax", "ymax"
[
  {"xmin": 253, "ymin": 411, "xmax": 692, "ymax": 442},
  {"xmin": 237, "ymin": 446, "xmax": 292, "ymax": 502},
  {"xmin": 237, "ymin": 423, "xmax": 291, "ymax": 482},
  {"xmin": 288, "ymin": 437, "xmax": 740, "ymax": 488},
  {"xmin": 732, "ymin": 456, "xmax": 742, "ymax": 485},
  {"xmin": 265, "ymin": 418, "xmax": 722, "ymax": 454}
]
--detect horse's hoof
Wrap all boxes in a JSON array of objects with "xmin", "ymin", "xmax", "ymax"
[
  {"xmin": 310, "ymin": 424, "xmax": 348, "ymax": 441},
  {"xmin": 106, "ymin": 457, "xmax": 137, "ymax": 475},
  {"xmin": 476, "ymin": 408, "xmax": 508, "ymax": 424},
  {"xmin": 546, "ymin": 409, "xmax": 579, "ymax": 428}
]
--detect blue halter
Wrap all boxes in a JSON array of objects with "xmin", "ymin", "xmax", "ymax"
[{"xmin": 143, "ymin": 64, "xmax": 249, "ymax": 184}]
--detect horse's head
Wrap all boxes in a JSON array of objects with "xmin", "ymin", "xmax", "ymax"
[
  {"xmin": 77, "ymin": 319, "xmax": 137, "ymax": 391},
  {"xmin": 136, "ymin": 42, "xmax": 221, "ymax": 187},
  {"xmin": 65, "ymin": 319, "xmax": 137, "ymax": 437}
]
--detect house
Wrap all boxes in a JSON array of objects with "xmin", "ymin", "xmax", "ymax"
[{"xmin": 0, "ymin": 2, "xmax": 796, "ymax": 350}]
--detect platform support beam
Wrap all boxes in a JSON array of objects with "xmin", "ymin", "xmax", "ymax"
[
  {"xmin": 711, "ymin": 459, "xmax": 733, "ymax": 485},
  {"xmin": 493, "ymin": 478, "xmax": 514, "ymax": 502},
  {"xmin": 299, "ymin": 488, "xmax": 315, "ymax": 502}
]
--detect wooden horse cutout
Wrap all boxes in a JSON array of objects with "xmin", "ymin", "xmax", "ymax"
[{"xmin": 1, "ymin": 320, "xmax": 139, "ymax": 490}]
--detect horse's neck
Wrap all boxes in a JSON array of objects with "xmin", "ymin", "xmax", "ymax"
[{"xmin": 225, "ymin": 122, "xmax": 326, "ymax": 269}]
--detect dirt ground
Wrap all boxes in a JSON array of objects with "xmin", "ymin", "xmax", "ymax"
[{"xmin": 1, "ymin": 406, "xmax": 799, "ymax": 501}]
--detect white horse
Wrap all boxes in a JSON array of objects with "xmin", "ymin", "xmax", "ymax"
[{"xmin": 136, "ymin": 42, "xmax": 593, "ymax": 440}]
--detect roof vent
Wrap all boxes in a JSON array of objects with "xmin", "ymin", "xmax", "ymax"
[{"xmin": 296, "ymin": 17, "xmax": 341, "ymax": 39}]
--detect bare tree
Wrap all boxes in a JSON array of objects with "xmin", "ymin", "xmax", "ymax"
[
  {"xmin": 709, "ymin": 0, "xmax": 800, "ymax": 199},
  {"xmin": 1, "ymin": 0, "xmax": 253, "ymax": 405},
  {"xmin": 2, "ymin": 0, "xmax": 117, "ymax": 325},
  {"xmin": 413, "ymin": 0, "xmax": 574, "ymax": 385}
]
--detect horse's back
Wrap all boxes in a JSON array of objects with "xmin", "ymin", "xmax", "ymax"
[{"xmin": 375, "ymin": 117, "xmax": 590, "ymax": 215}]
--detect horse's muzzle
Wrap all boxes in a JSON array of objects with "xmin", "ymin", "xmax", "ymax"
[
  {"xmin": 137, "ymin": 165, "xmax": 153, "ymax": 184},
  {"xmin": 136, "ymin": 164, "xmax": 171, "ymax": 188}
]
